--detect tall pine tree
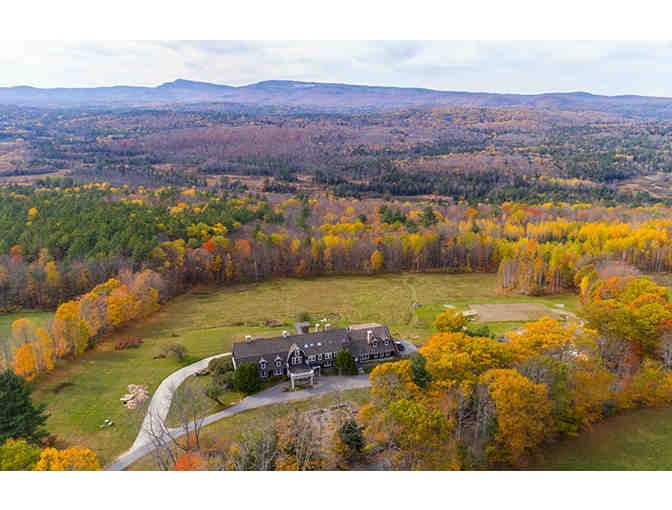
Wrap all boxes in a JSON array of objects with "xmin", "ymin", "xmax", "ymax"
[{"xmin": 0, "ymin": 370, "xmax": 48, "ymax": 444}]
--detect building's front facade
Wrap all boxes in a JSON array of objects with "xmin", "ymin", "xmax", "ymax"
[{"xmin": 232, "ymin": 323, "xmax": 398, "ymax": 389}]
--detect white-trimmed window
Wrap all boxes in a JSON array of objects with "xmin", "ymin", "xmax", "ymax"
[
  {"xmin": 274, "ymin": 368, "xmax": 282, "ymax": 376},
  {"xmin": 276, "ymin": 359, "xmax": 282, "ymax": 368},
  {"xmin": 309, "ymin": 355, "xmax": 316, "ymax": 362},
  {"xmin": 317, "ymin": 353, "xmax": 323, "ymax": 361},
  {"xmin": 325, "ymin": 352, "xmax": 331, "ymax": 360}
]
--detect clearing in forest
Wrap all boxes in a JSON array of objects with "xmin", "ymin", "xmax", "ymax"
[{"xmin": 467, "ymin": 302, "xmax": 567, "ymax": 323}]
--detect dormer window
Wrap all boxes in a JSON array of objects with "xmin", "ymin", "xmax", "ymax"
[
  {"xmin": 384, "ymin": 339, "xmax": 390, "ymax": 345},
  {"xmin": 276, "ymin": 359, "xmax": 282, "ymax": 368}
]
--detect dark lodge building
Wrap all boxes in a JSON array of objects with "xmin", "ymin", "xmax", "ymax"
[{"xmin": 232, "ymin": 323, "xmax": 399, "ymax": 389}]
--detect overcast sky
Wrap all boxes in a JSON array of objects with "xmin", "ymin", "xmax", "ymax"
[{"xmin": 2, "ymin": 41, "xmax": 672, "ymax": 96}]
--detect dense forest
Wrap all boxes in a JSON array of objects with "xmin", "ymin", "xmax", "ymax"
[
  {"xmin": 5, "ymin": 180, "xmax": 672, "ymax": 380},
  {"xmin": 2, "ymin": 105, "xmax": 672, "ymax": 202}
]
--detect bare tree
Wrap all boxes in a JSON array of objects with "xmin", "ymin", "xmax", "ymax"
[
  {"xmin": 140, "ymin": 379, "xmax": 209, "ymax": 470},
  {"xmin": 658, "ymin": 333, "xmax": 672, "ymax": 370},
  {"xmin": 222, "ymin": 425, "xmax": 278, "ymax": 471},
  {"xmin": 170, "ymin": 379, "xmax": 208, "ymax": 451}
]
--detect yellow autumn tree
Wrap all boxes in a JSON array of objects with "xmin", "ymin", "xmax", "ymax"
[
  {"xmin": 10, "ymin": 319, "xmax": 38, "ymax": 380},
  {"xmin": 53, "ymin": 301, "xmax": 90, "ymax": 358},
  {"xmin": 480, "ymin": 369, "xmax": 551, "ymax": 465},
  {"xmin": 420, "ymin": 332, "xmax": 513, "ymax": 386},
  {"xmin": 433, "ymin": 310, "xmax": 467, "ymax": 333},
  {"xmin": 370, "ymin": 249, "xmax": 384, "ymax": 272},
  {"xmin": 35, "ymin": 446, "xmax": 101, "ymax": 471}
]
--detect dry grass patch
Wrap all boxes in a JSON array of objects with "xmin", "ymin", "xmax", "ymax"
[{"xmin": 468, "ymin": 302, "xmax": 568, "ymax": 323}]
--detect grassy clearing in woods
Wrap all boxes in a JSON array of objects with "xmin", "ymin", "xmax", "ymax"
[{"xmin": 26, "ymin": 272, "xmax": 579, "ymax": 465}]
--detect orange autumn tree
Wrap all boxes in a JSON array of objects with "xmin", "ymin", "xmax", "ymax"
[
  {"xmin": 173, "ymin": 452, "xmax": 207, "ymax": 471},
  {"xmin": 35, "ymin": 446, "xmax": 101, "ymax": 471},
  {"xmin": 11, "ymin": 343, "xmax": 37, "ymax": 381}
]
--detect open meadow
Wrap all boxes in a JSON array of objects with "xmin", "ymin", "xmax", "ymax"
[
  {"xmin": 528, "ymin": 406, "xmax": 672, "ymax": 470},
  {"xmin": 23, "ymin": 272, "xmax": 581, "ymax": 466}
]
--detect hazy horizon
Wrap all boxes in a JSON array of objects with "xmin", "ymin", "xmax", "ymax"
[{"xmin": 2, "ymin": 41, "xmax": 672, "ymax": 97}]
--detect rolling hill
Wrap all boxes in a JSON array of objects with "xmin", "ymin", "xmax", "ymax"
[{"xmin": 1, "ymin": 79, "xmax": 672, "ymax": 118}]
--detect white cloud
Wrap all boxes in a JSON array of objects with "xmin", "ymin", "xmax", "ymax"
[{"xmin": 1, "ymin": 41, "xmax": 672, "ymax": 96}]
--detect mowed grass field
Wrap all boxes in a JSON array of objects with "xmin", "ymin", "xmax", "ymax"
[
  {"xmin": 27, "ymin": 272, "xmax": 580, "ymax": 466},
  {"xmin": 528, "ymin": 406, "xmax": 672, "ymax": 470}
]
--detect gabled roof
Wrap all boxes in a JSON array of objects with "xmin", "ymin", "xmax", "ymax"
[{"xmin": 232, "ymin": 324, "xmax": 394, "ymax": 364}]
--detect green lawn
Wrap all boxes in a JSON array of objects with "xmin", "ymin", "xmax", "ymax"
[
  {"xmin": 28, "ymin": 272, "xmax": 579, "ymax": 466},
  {"xmin": 164, "ymin": 372, "xmax": 246, "ymax": 428},
  {"xmin": 529, "ymin": 406, "xmax": 672, "ymax": 470}
]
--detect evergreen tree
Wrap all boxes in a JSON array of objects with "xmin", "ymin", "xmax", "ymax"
[
  {"xmin": 233, "ymin": 363, "xmax": 261, "ymax": 394},
  {"xmin": 410, "ymin": 353, "xmax": 432, "ymax": 390},
  {"xmin": 334, "ymin": 349, "xmax": 358, "ymax": 376},
  {"xmin": 0, "ymin": 370, "xmax": 48, "ymax": 444},
  {"xmin": 339, "ymin": 419, "xmax": 364, "ymax": 457}
]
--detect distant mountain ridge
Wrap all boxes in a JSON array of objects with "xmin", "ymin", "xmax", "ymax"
[{"xmin": 1, "ymin": 78, "xmax": 672, "ymax": 118}]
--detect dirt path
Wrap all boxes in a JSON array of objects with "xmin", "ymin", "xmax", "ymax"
[{"xmin": 402, "ymin": 274, "xmax": 421, "ymax": 329}]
